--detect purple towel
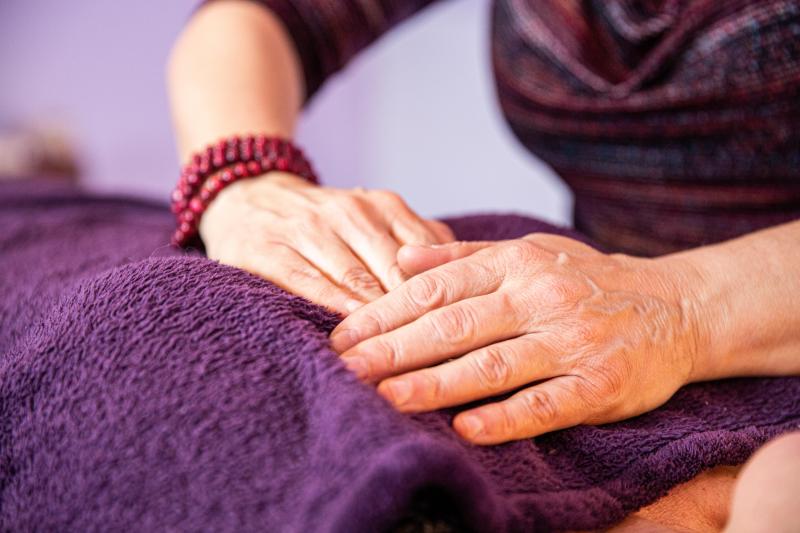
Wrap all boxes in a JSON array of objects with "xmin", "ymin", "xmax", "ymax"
[{"xmin": 1, "ymin": 179, "xmax": 798, "ymax": 532}]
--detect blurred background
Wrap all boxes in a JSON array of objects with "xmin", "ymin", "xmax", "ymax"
[{"xmin": 0, "ymin": 0, "xmax": 570, "ymax": 225}]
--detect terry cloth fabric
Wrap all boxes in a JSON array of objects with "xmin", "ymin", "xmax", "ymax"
[
  {"xmin": 204, "ymin": 0, "xmax": 800, "ymax": 256},
  {"xmin": 1, "ymin": 179, "xmax": 799, "ymax": 532}
]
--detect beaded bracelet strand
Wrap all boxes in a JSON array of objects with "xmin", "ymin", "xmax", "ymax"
[{"xmin": 170, "ymin": 134, "xmax": 319, "ymax": 247}]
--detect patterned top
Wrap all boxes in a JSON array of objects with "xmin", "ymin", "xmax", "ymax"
[{"xmin": 226, "ymin": 0, "xmax": 800, "ymax": 255}]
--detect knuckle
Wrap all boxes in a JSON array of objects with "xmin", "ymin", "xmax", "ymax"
[
  {"xmin": 341, "ymin": 266, "xmax": 381, "ymax": 293},
  {"xmin": 519, "ymin": 389, "xmax": 559, "ymax": 428},
  {"xmin": 422, "ymin": 372, "xmax": 447, "ymax": 404},
  {"xmin": 471, "ymin": 346, "xmax": 513, "ymax": 390},
  {"xmin": 497, "ymin": 290, "xmax": 528, "ymax": 329},
  {"xmin": 286, "ymin": 264, "xmax": 321, "ymax": 286},
  {"xmin": 536, "ymin": 273, "xmax": 580, "ymax": 307},
  {"xmin": 336, "ymin": 194, "xmax": 363, "ymax": 212},
  {"xmin": 373, "ymin": 189, "xmax": 404, "ymax": 205},
  {"xmin": 376, "ymin": 338, "xmax": 401, "ymax": 374},
  {"xmin": 580, "ymin": 359, "xmax": 630, "ymax": 408},
  {"xmin": 323, "ymin": 194, "xmax": 362, "ymax": 216},
  {"xmin": 407, "ymin": 275, "xmax": 448, "ymax": 310},
  {"xmin": 431, "ymin": 305, "xmax": 477, "ymax": 344},
  {"xmin": 599, "ymin": 363, "xmax": 631, "ymax": 405},
  {"xmin": 500, "ymin": 240, "xmax": 538, "ymax": 263},
  {"xmin": 495, "ymin": 405, "xmax": 519, "ymax": 437}
]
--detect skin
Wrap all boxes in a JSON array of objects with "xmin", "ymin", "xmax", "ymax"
[
  {"xmin": 169, "ymin": 0, "xmax": 800, "ymax": 528},
  {"xmin": 331, "ymin": 222, "xmax": 800, "ymax": 444},
  {"xmin": 168, "ymin": 0, "xmax": 453, "ymax": 316}
]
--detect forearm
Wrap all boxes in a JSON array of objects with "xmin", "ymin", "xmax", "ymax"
[
  {"xmin": 675, "ymin": 220, "xmax": 800, "ymax": 381},
  {"xmin": 167, "ymin": 0, "xmax": 303, "ymax": 163}
]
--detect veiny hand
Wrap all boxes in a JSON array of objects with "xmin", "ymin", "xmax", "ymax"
[
  {"xmin": 330, "ymin": 234, "xmax": 709, "ymax": 445},
  {"xmin": 199, "ymin": 172, "xmax": 454, "ymax": 315}
]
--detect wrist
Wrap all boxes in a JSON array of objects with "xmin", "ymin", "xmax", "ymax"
[
  {"xmin": 198, "ymin": 170, "xmax": 311, "ymax": 245},
  {"xmin": 647, "ymin": 251, "xmax": 719, "ymax": 384},
  {"xmin": 660, "ymin": 243, "xmax": 756, "ymax": 383},
  {"xmin": 170, "ymin": 135, "xmax": 318, "ymax": 247}
]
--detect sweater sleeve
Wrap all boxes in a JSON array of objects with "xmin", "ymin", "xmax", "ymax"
[{"xmin": 202, "ymin": 0, "xmax": 443, "ymax": 100}]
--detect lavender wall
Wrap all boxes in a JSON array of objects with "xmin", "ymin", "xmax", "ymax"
[{"xmin": 0, "ymin": 0, "xmax": 570, "ymax": 224}]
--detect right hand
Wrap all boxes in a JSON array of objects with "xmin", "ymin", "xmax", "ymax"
[{"xmin": 199, "ymin": 172, "xmax": 455, "ymax": 315}]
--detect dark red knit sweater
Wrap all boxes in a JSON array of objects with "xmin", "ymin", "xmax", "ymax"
[{"xmin": 215, "ymin": 0, "xmax": 800, "ymax": 255}]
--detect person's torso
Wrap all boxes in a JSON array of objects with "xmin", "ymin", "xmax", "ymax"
[{"xmin": 490, "ymin": 0, "xmax": 800, "ymax": 255}]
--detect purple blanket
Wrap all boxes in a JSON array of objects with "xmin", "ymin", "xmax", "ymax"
[{"xmin": 1, "ymin": 180, "xmax": 798, "ymax": 532}]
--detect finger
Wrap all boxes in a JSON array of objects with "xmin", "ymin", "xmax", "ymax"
[
  {"xmin": 330, "ymin": 247, "xmax": 503, "ymax": 352},
  {"xmin": 374, "ymin": 191, "xmax": 443, "ymax": 246},
  {"xmin": 397, "ymin": 240, "xmax": 495, "ymax": 277},
  {"xmin": 425, "ymin": 219, "xmax": 455, "ymax": 244},
  {"xmin": 334, "ymin": 207, "xmax": 408, "ymax": 292},
  {"xmin": 376, "ymin": 335, "xmax": 560, "ymax": 412},
  {"xmin": 453, "ymin": 376, "xmax": 589, "ymax": 445},
  {"xmin": 292, "ymin": 229, "xmax": 385, "ymax": 302},
  {"xmin": 340, "ymin": 292, "xmax": 526, "ymax": 382},
  {"xmin": 242, "ymin": 243, "xmax": 364, "ymax": 316}
]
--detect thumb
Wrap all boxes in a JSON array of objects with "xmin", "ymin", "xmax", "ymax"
[{"xmin": 397, "ymin": 240, "xmax": 495, "ymax": 277}]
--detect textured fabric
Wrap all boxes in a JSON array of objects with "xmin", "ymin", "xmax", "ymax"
[
  {"xmin": 2, "ymin": 179, "xmax": 799, "ymax": 532},
  {"xmin": 227, "ymin": 0, "xmax": 800, "ymax": 255}
]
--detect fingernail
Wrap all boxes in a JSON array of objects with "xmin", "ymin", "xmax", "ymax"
[
  {"xmin": 330, "ymin": 328, "xmax": 359, "ymax": 352},
  {"xmin": 383, "ymin": 379, "xmax": 412, "ymax": 406},
  {"xmin": 343, "ymin": 356, "xmax": 369, "ymax": 379},
  {"xmin": 345, "ymin": 299, "xmax": 364, "ymax": 313},
  {"xmin": 459, "ymin": 415, "xmax": 484, "ymax": 439}
]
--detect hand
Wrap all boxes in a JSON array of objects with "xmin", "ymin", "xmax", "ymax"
[
  {"xmin": 199, "ymin": 172, "xmax": 454, "ymax": 315},
  {"xmin": 330, "ymin": 234, "xmax": 708, "ymax": 445}
]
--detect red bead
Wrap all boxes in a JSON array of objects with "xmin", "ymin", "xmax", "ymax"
[
  {"xmin": 233, "ymin": 162, "xmax": 248, "ymax": 177},
  {"xmin": 189, "ymin": 197, "xmax": 205, "ymax": 214},
  {"xmin": 212, "ymin": 151, "xmax": 225, "ymax": 168},
  {"xmin": 172, "ymin": 134, "xmax": 318, "ymax": 247},
  {"xmin": 171, "ymin": 200, "xmax": 187, "ymax": 215},
  {"xmin": 198, "ymin": 159, "xmax": 211, "ymax": 176},
  {"xmin": 219, "ymin": 169, "xmax": 234, "ymax": 184},
  {"xmin": 225, "ymin": 139, "xmax": 239, "ymax": 162},
  {"xmin": 206, "ymin": 175, "xmax": 222, "ymax": 192},
  {"xmin": 246, "ymin": 161, "xmax": 262, "ymax": 175}
]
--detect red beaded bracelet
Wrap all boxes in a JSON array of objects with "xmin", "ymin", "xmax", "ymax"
[{"xmin": 170, "ymin": 134, "xmax": 319, "ymax": 247}]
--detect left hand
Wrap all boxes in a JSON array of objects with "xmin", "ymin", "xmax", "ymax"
[{"xmin": 330, "ymin": 233, "xmax": 708, "ymax": 445}]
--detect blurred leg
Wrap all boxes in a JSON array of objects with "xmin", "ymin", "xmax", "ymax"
[{"xmin": 725, "ymin": 432, "xmax": 800, "ymax": 533}]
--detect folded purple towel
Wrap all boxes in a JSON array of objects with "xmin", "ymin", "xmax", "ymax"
[{"xmin": 1, "ymin": 180, "xmax": 798, "ymax": 532}]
